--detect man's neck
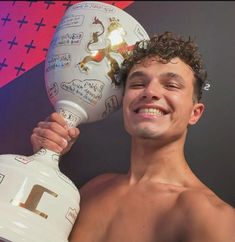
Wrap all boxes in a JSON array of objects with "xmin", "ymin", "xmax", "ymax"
[{"xmin": 128, "ymin": 137, "xmax": 198, "ymax": 188}]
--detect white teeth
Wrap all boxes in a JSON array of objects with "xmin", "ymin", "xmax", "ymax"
[{"xmin": 138, "ymin": 108, "xmax": 164, "ymax": 116}]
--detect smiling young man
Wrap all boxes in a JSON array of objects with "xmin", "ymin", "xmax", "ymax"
[{"xmin": 31, "ymin": 32, "xmax": 235, "ymax": 242}]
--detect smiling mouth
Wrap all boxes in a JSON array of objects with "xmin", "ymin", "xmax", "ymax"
[{"xmin": 134, "ymin": 108, "xmax": 165, "ymax": 117}]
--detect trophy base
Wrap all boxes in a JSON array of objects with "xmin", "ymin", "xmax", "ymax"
[
  {"xmin": 0, "ymin": 220, "xmax": 68, "ymax": 242},
  {"xmin": 0, "ymin": 229, "xmax": 68, "ymax": 242},
  {"xmin": 0, "ymin": 152, "xmax": 79, "ymax": 242}
]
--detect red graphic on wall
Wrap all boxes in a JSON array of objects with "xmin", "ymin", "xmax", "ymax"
[{"xmin": 0, "ymin": 1, "xmax": 134, "ymax": 88}]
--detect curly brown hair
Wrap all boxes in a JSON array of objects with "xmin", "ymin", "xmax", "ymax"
[{"xmin": 117, "ymin": 31, "xmax": 207, "ymax": 102}]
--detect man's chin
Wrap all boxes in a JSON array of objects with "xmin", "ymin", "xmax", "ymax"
[{"xmin": 134, "ymin": 127, "xmax": 162, "ymax": 139}]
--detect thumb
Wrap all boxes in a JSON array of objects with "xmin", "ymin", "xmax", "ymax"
[
  {"xmin": 61, "ymin": 128, "xmax": 79, "ymax": 155},
  {"xmin": 68, "ymin": 127, "xmax": 80, "ymax": 139}
]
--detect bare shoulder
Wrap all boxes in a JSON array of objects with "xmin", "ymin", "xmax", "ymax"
[
  {"xmin": 177, "ymin": 188, "xmax": 235, "ymax": 241},
  {"xmin": 178, "ymin": 187, "xmax": 234, "ymax": 210},
  {"xmin": 79, "ymin": 173, "xmax": 123, "ymax": 200}
]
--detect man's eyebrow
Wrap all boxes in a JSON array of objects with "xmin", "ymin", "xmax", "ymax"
[
  {"xmin": 127, "ymin": 71, "xmax": 147, "ymax": 80},
  {"xmin": 160, "ymin": 72, "xmax": 185, "ymax": 83}
]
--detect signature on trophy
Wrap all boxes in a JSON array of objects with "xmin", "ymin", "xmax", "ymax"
[
  {"xmin": 56, "ymin": 14, "xmax": 85, "ymax": 31},
  {"xmin": 50, "ymin": 32, "xmax": 83, "ymax": 49},
  {"xmin": 61, "ymin": 79, "xmax": 104, "ymax": 106},
  {"xmin": 71, "ymin": 2, "xmax": 115, "ymax": 14},
  {"xmin": 102, "ymin": 95, "xmax": 119, "ymax": 118},
  {"xmin": 0, "ymin": 174, "xmax": 4, "ymax": 184},
  {"xmin": 15, "ymin": 155, "xmax": 33, "ymax": 164},
  {"xmin": 46, "ymin": 53, "xmax": 71, "ymax": 72},
  {"xmin": 66, "ymin": 207, "xmax": 78, "ymax": 225},
  {"xmin": 47, "ymin": 82, "xmax": 59, "ymax": 99}
]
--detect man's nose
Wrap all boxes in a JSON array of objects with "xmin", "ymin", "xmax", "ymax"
[{"xmin": 141, "ymin": 81, "xmax": 162, "ymax": 101}]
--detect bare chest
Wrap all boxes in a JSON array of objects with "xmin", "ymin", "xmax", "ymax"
[
  {"xmin": 72, "ymin": 187, "xmax": 183, "ymax": 242},
  {"xmin": 102, "ymin": 199, "xmax": 179, "ymax": 242}
]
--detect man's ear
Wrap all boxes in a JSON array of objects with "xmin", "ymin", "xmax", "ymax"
[{"xmin": 188, "ymin": 102, "xmax": 205, "ymax": 125}]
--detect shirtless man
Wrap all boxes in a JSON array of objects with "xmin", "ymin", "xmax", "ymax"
[{"xmin": 31, "ymin": 32, "xmax": 235, "ymax": 242}]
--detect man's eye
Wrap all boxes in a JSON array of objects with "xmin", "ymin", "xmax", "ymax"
[
  {"xmin": 129, "ymin": 83, "xmax": 145, "ymax": 88},
  {"xmin": 165, "ymin": 83, "xmax": 179, "ymax": 89}
]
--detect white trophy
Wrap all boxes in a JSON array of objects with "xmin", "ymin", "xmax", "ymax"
[{"xmin": 0, "ymin": 1, "xmax": 149, "ymax": 242}]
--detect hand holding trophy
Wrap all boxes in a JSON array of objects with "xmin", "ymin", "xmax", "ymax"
[{"xmin": 0, "ymin": 2, "xmax": 149, "ymax": 241}]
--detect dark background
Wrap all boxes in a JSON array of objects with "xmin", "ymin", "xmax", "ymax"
[{"xmin": 0, "ymin": 1, "xmax": 234, "ymax": 207}]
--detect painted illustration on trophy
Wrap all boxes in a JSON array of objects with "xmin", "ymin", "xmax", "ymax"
[
  {"xmin": 78, "ymin": 17, "xmax": 133, "ymax": 86},
  {"xmin": 11, "ymin": 184, "xmax": 58, "ymax": 219}
]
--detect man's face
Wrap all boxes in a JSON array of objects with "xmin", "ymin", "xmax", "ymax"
[{"xmin": 122, "ymin": 57, "xmax": 204, "ymax": 142}]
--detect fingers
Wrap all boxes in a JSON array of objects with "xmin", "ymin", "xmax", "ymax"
[
  {"xmin": 31, "ymin": 132, "xmax": 42, "ymax": 154},
  {"xmin": 48, "ymin": 112, "xmax": 67, "ymax": 127},
  {"xmin": 34, "ymin": 124, "xmax": 68, "ymax": 144},
  {"xmin": 31, "ymin": 112, "xmax": 80, "ymax": 154},
  {"xmin": 68, "ymin": 127, "xmax": 80, "ymax": 139},
  {"xmin": 66, "ymin": 128, "xmax": 80, "ymax": 149},
  {"xmin": 31, "ymin": 132, "xmax": 66, "ymax": 154},
  {"xmin": 37, "ymin": 121, "xmax": 69, "ymax": 141}
]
